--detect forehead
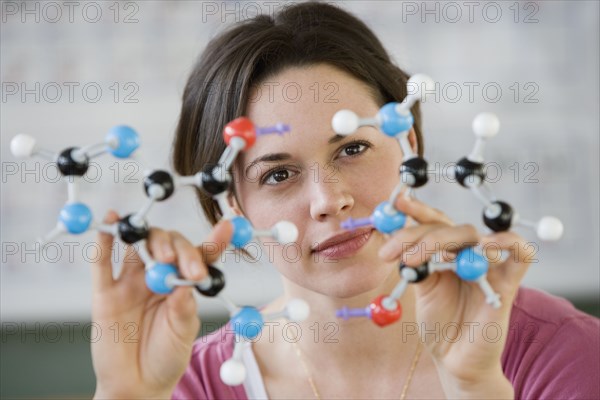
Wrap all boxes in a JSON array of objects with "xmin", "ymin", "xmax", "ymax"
[
  {"xmin": 247, "ymin": 64, "xmax": 379, "ymax": 123},
  {"xmin": 243, "ymin": 64, "xmax": 381, "ymax": 160}
]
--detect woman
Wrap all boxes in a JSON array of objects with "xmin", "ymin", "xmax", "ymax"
[{"xmin": 91, "ymin": 3, "xmax": 599, "ymax": 399}]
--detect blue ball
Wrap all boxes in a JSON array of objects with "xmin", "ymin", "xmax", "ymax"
[
  {"xmin": 456, "ymin": 248, "xmax": 488, "ymax": 281},
  {"xmin": 59, "ymin": 203, "xmax": 93, "ymax": 234},
  {"xmin": 231, "ymin": 307, "xmax": 264, "ymax": 340},
  {"xmin": 373, "ymin": 201, "xmax": 406, "ymax": 234},
  {"xmin": 378, "ymin": 103, "xmax": 414, "ymax": 137},
  {"xmin": 231, "ymin": 216, "xmax": 253, "ymax": 248},
  {"xmin": 145, "ymin": 263, "xmax": 178, "ymax": 294},
  {"xmin": 106, "ymin": 125, "xmax": 139, "ymax": 158}
]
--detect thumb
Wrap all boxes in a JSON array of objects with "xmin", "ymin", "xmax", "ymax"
[
  {"xmin": 166, "ymin": 286, "xmax": 201, "ymax": 343},
  {"xmin": 163, "ymin": 220, "xmax": 233, "ymax": 342},
  {"xmin": 199, "ymin": 219, "xmax": 234, "ymax": 265},
  {"xmin": 481, "ymin": 231, "xmax": 534, "ymax": 287}
]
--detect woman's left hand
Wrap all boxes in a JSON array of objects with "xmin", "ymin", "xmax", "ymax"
[{"xmin": 378, "ymin": 196, "xmax": 533, "ymax": 399}]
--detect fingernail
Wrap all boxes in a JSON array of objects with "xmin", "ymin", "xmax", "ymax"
[
  {"xmin": 378, "ymin": 244, "xmax": 394, "ymax": 260},
  {"xmin": 163, "ymin": 244, "xmax": 174, "ymax": 259},
  {"xmin": 190, "ymin": 261, "xmax": 203, "ymax": 279}
]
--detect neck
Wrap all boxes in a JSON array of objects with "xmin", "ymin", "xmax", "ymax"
[{"xmin": 261, "ymin": 271, "xmax": 420, "ymax": 369}]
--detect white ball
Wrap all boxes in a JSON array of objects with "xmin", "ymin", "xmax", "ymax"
[
  {"xmin": 10, "ymin": 134, "xmax": 37, "ymax": 158},
  {"xmin": 407, "ymin": 74, "xmax": 435, "ymax": 96},
  {"xmin": 147, "ymin": 184, "xmax": 166, "ymax": 200},
  {"xmin": 331, "ymin": 110, "xmax": 359, "ymax": 136},
  {"xmin": 537, "ymin": 216, "xmax": 564, "ymax": 241},
  {"xmin": 401, "ymin": 267, "xmax": 418, "ymax": 282},
  {"xmin": 286, "ymin": 299, "xmax": 310, "ymax": 322},
  {"xmin": 220, "ymin": 359, "xmax": 246, "ymax": 386},
  {"xmin": 472, "ymin": 113, "xmax": 500, "ymax": 139},
  {"xmin": 273, "ymin": 221, "xmax": 298, "ymax": 244}
]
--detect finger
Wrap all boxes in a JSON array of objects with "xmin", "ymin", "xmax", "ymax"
[
  {"xmin": 378, "ymin": 223, "xmax": 448, "ymax": 261},
  {"xmin": 92, "ymin": 210, "xmax": 119, "ymax": 293},
  {"xmin": 117, "ymin": 243, "xmax": 145, "ymax": 283},
  {"xmin": 403, "ymin": 224, "xmax": 480, "ymax": 267},
  {"xmin": 119, "ymin": 228, "xmax": 174, "ymax": 284},
  {"xmin": 128, "ymin": 228, "xmax": 176, "ymax": 290},
  {"xmin": 170, "ymin": 231, "xmax": 206, "ymax": 281},
  {"xmin": 481, "ymin": 231, "xmax": 533, "ymax": 285},
  {"xmin": 394, "ymin": 195, "xmax": 454, "ymax": 226},
  {"xmin": 198, "ymin": 220, "xmax": 234, "ymax": 265},
  {"xmin": 147, "ymin": 228, "xmax": 176, "ymax": 264}
]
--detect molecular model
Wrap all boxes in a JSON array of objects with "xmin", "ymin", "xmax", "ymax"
[
  {"xmin": 10, "ymin": 117, "xmax": 309, "ymax": 386},
  {"xmin": 332, "ymin": 74, "xmax": 564, "ymax": 327}
]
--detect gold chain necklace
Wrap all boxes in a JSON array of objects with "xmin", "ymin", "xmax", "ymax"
[{"xmin": 291, "ymin": 338, "xmax": 423, "ymax": 400}]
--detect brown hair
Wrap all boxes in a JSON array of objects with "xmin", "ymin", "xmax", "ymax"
[{"xmin": 172, "ymin": 1, "xmax": 423, "ymax": 226}]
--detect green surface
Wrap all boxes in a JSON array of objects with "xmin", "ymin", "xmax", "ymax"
[{"xmin": 0, "ymin": 318, "xmax": 229, "ymax": 399}]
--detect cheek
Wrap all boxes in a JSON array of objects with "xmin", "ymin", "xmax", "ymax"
[
  {"xmin": 345, "ymin": 152, "xmax": 402, "ymax": 204},
  {"xmin": 238, "ymin": 184, "xmax": 306, "ymax": 233}
]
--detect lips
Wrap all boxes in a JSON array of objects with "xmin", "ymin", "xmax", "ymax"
[{"xmin": 312, "ymin": 228, "xmax": 374, "ymax": 259}]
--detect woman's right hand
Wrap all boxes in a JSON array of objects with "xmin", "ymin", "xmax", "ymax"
[{"xmin": 91, "ymin": 210, "xmax": 233, "ymax": 399}]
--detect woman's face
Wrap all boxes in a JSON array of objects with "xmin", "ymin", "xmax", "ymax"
[{"xmin": 235, "ymin": 64, "xmax": 407, "ymax": 298}]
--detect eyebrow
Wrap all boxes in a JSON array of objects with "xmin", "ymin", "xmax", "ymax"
[
  {"xmin": 245, "ymin": 153, "xmax": 292, "ymax": 175},
  {"xmin": 328, "ymin": 134, "xmax": 345, "ymax": 144},
  {"xmin": 245, "ymin": 134, "xmax": 347, "ymax": 174}
]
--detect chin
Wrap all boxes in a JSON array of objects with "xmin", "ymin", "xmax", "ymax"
[
  {"xmin": 312, "ymin": 259, "xmax": 397, "ymax": 300},
  {"xmin": 335, "ymin": 274, "xmax": 390, "ymax": 299},
  {"xmin": 275, "ymin": 249, "xmax": 399, "ymax": 299}
]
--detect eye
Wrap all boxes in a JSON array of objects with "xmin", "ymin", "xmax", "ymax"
[
  {"xmin": 262, "ymin": 168, "xmax": 298, "ymax": 186},
  {"xmin": 339, "ymin": 141, "xmax": 371, "ymax": 158}
]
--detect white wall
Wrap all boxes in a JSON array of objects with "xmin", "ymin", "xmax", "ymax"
[{"xmin": 1, "ymin": 0, "xmax": 598, "ymax": 321}]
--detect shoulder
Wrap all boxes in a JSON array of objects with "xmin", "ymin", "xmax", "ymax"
[
  {"xmin": 502, "ymin": 286, "xmax": 600, "ymax": 399},
  {"xmin": 172, "ymin": 323, "xmax": 248, "ymax": 400}
]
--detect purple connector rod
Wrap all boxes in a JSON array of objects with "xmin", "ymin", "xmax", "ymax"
[
  {"xmin": 336, "ymin": 306, "xmax": 372, "ymax": 320},
  {"xmin": 341, "ymin": 216, "xmax": 374, "ymax": 231},
  {"xmin": 256, "ymin": 123, "xmax": 290, "ymax": 136}
]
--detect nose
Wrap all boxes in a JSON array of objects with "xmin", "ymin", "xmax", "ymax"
[{"xmin": 309, "ymin": 168, "xmax": 354, "ymax": 222}]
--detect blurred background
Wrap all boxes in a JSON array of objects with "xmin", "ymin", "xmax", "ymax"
[{"xmin": 1, "ymin": 0, "xmax": 598, "ymax": 397}]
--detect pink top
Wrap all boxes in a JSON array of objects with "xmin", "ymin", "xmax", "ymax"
[{"xmin": 172, "ymin": 287, "xmax": 600, "ymax": 399}]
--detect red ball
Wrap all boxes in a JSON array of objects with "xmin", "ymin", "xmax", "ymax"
[
  {"xmin": 370, "ymin": 295, "xmax": 402, "ymax": 327},
  {"xmin": 223, "ymin": 117, "xmax": 256, "ymax": 149}
]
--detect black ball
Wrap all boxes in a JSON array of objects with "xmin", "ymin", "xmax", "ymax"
[
  {"xmin": 483, "ymin": 201, "xmax": 514, "ymax": 232},
  {"xmin": 399, "ymin": 262, "xmax": 429, "ymax": 283},
  {"xmin": 118, "ymin": 214, "xmax": 149, "ymax": 244},
  {"xmin": 57, "ymin": 147, "xmax": 89, "ymax": 176},
  {"xmin": 144, "ymin": 170, "xmax": 175, "ymax": 201},
  {"xmin": 454, "ymin": 157, "xmax": 485, "ymax": 188},
  {"xmin": 400, "ymin": 157, "xmax": 429, "ymax": 188},
  {"xmin": 196, "ymin": 266, "xmax": 226, "ymax": 297},
  {"xmin": 201, "ymin": 164, "xmax": 230, "ymax": 196}
]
